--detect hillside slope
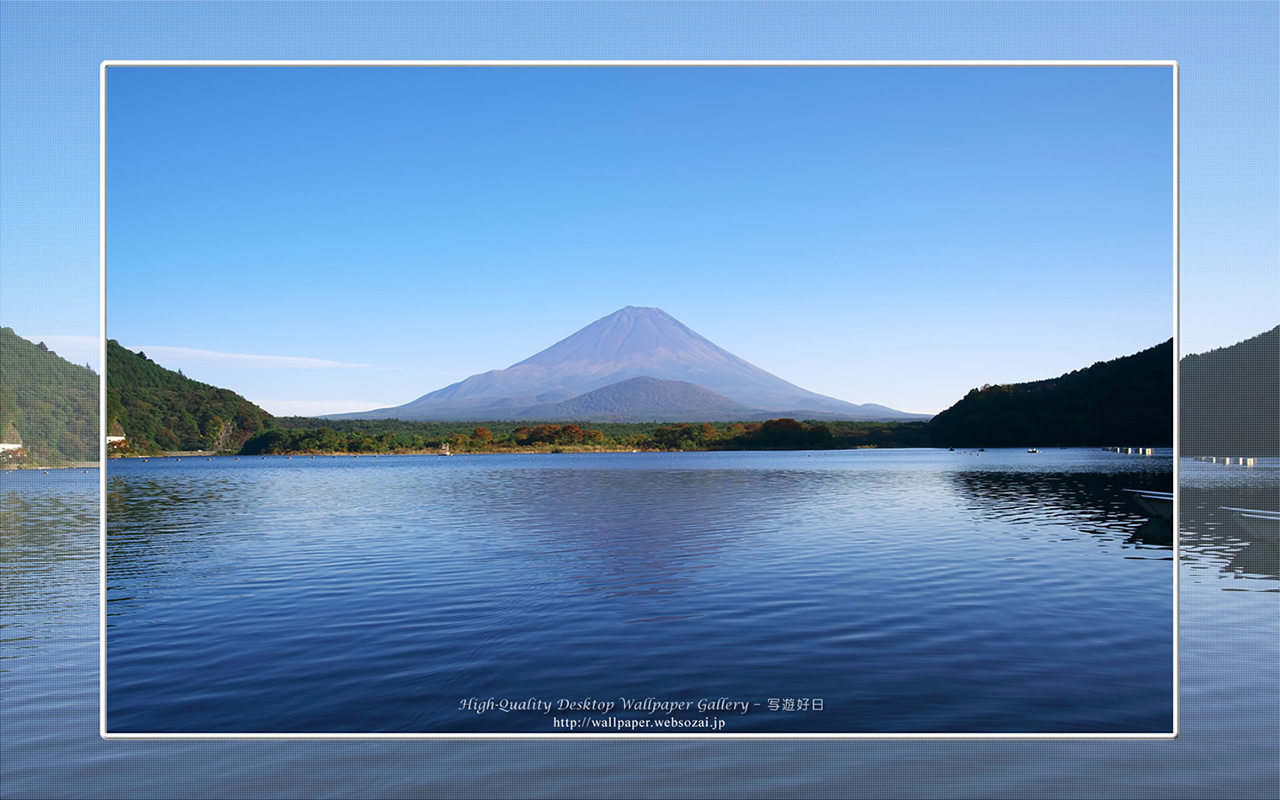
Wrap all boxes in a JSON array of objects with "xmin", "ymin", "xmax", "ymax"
[
  {"xmin": 0, "ymin": 327, "xmax": 98, "ymax": 464},
  {"xmin": 927, "ymin": 340, "xmax": 1174, "ymax": 448},
  {"xmin": 106, "ymin": 340, "xmax": 273, "ymax": 453},
  {"xmin": 1181, "ymin": 325, "xmax": 1278, "ymax": 456}
]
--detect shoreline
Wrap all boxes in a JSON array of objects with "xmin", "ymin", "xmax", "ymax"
[
  {"xmin": 102, "ymin": 445, "xmax": 1184, "ymax": 461},
  {"xmin": 111, "ymin": 447, "xmax": 664, "ymax": 459}
]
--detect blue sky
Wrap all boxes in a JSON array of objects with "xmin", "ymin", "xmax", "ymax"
[
  {"xmin": 101, "ymin": 64, "xmax": 1173, "ymax": 415},
  {"xmin": 1, "ymin": 3, "xmax": 1274, "ymax": 419}
]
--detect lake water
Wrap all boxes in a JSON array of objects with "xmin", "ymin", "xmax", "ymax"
[
  {"xmin": 3, "ymin": 451, "xmax": 1276, "ymax": 797},
  {"xmin": 101, "ymin": 448, "xmax": 1175, "ymax": 735}
]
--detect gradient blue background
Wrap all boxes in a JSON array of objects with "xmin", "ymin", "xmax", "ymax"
[{"xmin": 2, "ymin": 2, "xmax": 1277, "ymax": 798}]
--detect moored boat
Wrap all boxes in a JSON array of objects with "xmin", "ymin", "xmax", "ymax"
[
  {"xmin": 1124, "ymin": 488, "xmax": 1174, "ymax": 521},
  {"xmin": 1220, "ymin": 506, "xmax": 1280, "ymax": 541}
]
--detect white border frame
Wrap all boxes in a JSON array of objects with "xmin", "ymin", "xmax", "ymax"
[{"xmin": 99, "ymin": 59, "xmax": 1180, "ymax": 740}]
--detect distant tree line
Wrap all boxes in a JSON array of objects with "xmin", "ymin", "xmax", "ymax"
[{"xmin": 239, "ymin": 417, "xmax": 932, "ymax": 455}]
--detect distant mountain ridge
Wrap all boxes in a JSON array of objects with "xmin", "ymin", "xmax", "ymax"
[
  {"xmin": 94, "ymin": 322, "xmax": 1277, "ymax": 453},
  {"xmin": 334, "ymin": 306, "xmax": 927, "ymax": 422},
  {"xmin": 926, "ymin": 339, "xmax": 1174, "ymax": 448},
  {"xmin": 529, "ymin": 376, "xmax": 755, "ymax": 422}
]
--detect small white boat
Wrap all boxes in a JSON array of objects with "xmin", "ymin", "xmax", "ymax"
[
  {"xmin": 1220, "ymin": 506, "xmax": 1280, "ymax": 541},
  {"xmin": 1124, "ymin": 489, "xmax": 1174, "ymax": 521}
]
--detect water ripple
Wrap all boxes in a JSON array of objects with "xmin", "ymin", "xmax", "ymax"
[{"xmin": 100, "ymin": 451, "xmax": 1174, "ymax": 734}]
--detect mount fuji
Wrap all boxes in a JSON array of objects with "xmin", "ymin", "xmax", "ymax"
[{"xmin": 333, "ymin": 307, "xmax": 927, "ymax": 422}]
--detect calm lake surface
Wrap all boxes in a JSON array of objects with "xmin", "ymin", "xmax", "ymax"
[
  {"xmin": 102, "ymin": 448, "xmax": 1175, "ymax": 735},
  {"xmin": 3, "ymin": 451, "xmax": 1276, "ymax": 797}
]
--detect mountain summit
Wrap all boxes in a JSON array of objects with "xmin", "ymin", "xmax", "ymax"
[{"xmin": 337, "ymin": 307, "xmax": 926, "ymax": 422}]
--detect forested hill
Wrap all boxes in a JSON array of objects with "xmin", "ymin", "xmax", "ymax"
[
  {"xmin": 927, "ymin": 339, "xmax": 1173, "ymax": 448},
  {"xmin": 107, "ymin": 340, "xmax": 273, "ymax": 453},
  {"xmin": 1181, "ymin": 325, "xmax": 1278, "ymax": 457},
  {"xmin": 0, "ymin": 327, "xmax": 98, "ymax": 464}
]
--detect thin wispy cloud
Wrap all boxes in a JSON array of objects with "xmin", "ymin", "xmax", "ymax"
[
  {"xmin": 260, "ymin": 399, "xmax": 398, "ymax": 417},
  {"xmin": 126, "ymin": 345, "xmax": 373, "ymax": 369}
]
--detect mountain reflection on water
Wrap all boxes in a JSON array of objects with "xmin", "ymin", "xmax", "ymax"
[{"xmin": 475, "ymin": 466, "xmax": 822, "ymax": 606}]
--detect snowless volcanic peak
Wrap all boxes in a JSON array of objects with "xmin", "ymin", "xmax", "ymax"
[
  {"xmin": 333, "ymin": 306, "xmax": 929, "ymax": 421},
  {"xmin": 514, "ymin": 306, "xmax": 731, "ymax": 370},
  {"xmin": 484, "ymin": 304, "xmax": 822, "ymax": 408}
]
